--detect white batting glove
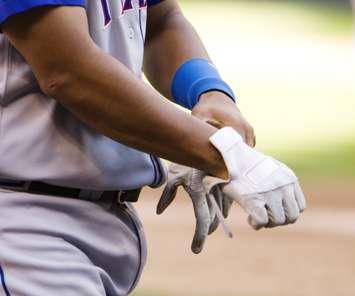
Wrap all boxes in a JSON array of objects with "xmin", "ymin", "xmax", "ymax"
[
  {"xmin": 157, "ymin": 163, "xmax": 233, "ymax": 254},
  {"xmin": 204, "ymin": 127, "xmax": 306, "ymax": 230}
]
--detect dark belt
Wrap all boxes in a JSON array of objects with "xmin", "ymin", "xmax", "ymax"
[{"xmin": 0, "ymin": 180, "xmax": 141, "ymax": 203}]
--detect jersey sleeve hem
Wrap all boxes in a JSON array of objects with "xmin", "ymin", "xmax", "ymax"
[
  {"xmin": 147, "ymin": 0, "xmax": 164, "ymax": 7},
  {"xmin": 0, "ymin": 0, "xmax": 86, "ymax": 26}
]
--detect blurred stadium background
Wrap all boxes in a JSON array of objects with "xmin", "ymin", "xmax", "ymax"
[{"xmin": 133, "ymin": 0, "xmax": 355, "ymax": 295}]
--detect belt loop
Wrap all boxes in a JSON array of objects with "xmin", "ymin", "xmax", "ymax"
[
  {"xmin": 23, "ymin": 182, "xmax": 31, "ymax": 191},
  {"xmin": 118, "ymin": 189, "xmax": 141, "ymax": 203},
  {"xmin": 117, "ymin": 191, "xmax": 126, "ymax": 204}
]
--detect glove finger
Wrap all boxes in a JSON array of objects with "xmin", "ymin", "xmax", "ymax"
[
  {"xmin": 223, "ymin": 184, "xmax": 268, "ymax": 230},
  {"xmin": 207, "ymin": 193, "xmax": 234, "ymax": 238},
  {"xmin": 264, "ymin": 189, "xmax": 286, "ymax": 227},
  {"xmin": 208, "ymin": 190, "xmax": 220, "ymax": 235},
  {"xmin": 282, "ymin": 185, "xmax": 300, "ymax": 224},
  {"xmin": 156, "ymin": 180, "xmax": 180, "ymax": 215},
  {"xmin": 243, "ymin": 195, "xmax": 269, "ymax": 230},
  {"xmin": 215, "ymin": 187, "xmax": 223, "ymax": 209},
  {"xmin": 294, "ymin": 181, "xmax": 307, "ymax": 212},
  {"xmin": 206, "ymin": 194, "xmax": 218, "ymax": 234},
  {"xmin": 222, "ymin": 195, "xmax": 233, "ymax": 218},
  {"xmin": 247, "ymin": 208, "xmax": 269, "ymax": 230},
  {"xmin": 208, "ymin": 214, "xmax": 219, "ymax": 235},
  {"xmin": 191, "ymin": 194, "xmax": 211, "ymax": 254},
  {"xmin": 206, "ymin": 193, "xmax": 215, "ymax": 216},
  {"xmin": 215, "ymin": 186, "xmax": 233, "ymax": 218}
]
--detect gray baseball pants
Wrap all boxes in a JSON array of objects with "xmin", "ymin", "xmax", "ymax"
[{"xmin": 0, "ymin": 188, "xmax": 147, "ymax": 296}]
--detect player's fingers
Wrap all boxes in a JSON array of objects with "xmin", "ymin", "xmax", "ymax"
[
  {"xmin": 191, "ymin": 194, "xmax": 211, "ymax": 254},
  {"xmin": 251, "ymin": 134, "xmax": 256, "ymax": 148},
  {"xmin": 264, "ymin": 190, "xmax": 286, "ymax": 227},
  {"xmin": 156, "ymin": 180, "xmax": 180, "ymax": 215},
  {"xmin": 282, "ymin": 185, "xmax": 300, "ymax": 224},
  {"xmin": 206, "ymin": 119, "xmax": 224, "ymax": 129},
  {"xmin": 245, "ymin": 125, "xmax": 256, "ymax": 147},
  {"xmin": 294, "ymin": 182, "xmax": 307, "ymax": 212}
]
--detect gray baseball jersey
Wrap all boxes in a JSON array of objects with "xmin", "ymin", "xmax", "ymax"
[{"xmin": 0, "ymin": 0, "xmax": 166, "ymax": 191}]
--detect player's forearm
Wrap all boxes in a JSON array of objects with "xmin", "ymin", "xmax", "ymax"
[
  {"xmin": 144, "ymin": 2, "xmax": 210, "ymax": 99},
  {"xmin": 45, "ymin": 47, "xmax": 226, "ymax": 177},
  {"xmin": 3, "ymin": 6, "xmax": 228, "ymax": 178},
  {"xmin": 144, "ymin": 3, "xmax": 256, "ymax": 147}
]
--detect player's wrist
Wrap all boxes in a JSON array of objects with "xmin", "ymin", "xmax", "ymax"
[
  {"xmin": 199, "ymin": 90, "xmax": 234, "ymax": 102},
  {"xmin": 203, "ymin": 130, "xmax": 232, "ymax": 180},
  {"xmin": 192, "ymin": 91, "xmax": 236, "ymax": 119},
  {"xmin": 207, "ymin": 158, "xmax": 229, "ymax": 180}
]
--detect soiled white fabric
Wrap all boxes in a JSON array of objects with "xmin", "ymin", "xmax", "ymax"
[
  {"xmin": 157, "ymin": 163, "xmax": 232, "ymax": 254},
  {"xmin": 205, "ymin": 127, "xmax": 306, "ymax": 229}
]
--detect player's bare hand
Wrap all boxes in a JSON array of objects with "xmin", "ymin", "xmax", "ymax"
[
  {"xmin": 157, "ymin": 163, "xmax": 233, "ymax": 254},
  {"xmin": 192, "ymin": 91, "xmax": 256, "ymax": 147},
  {"xmin": 204, "ymin": 127, "xmax": 307, "ymax": 230}
]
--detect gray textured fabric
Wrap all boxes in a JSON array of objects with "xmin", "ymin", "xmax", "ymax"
[
  {"xmin": 157, "ymin": 163, "xmax": 233, "ymax": 254},
  {"xmin": 0, "ymin": 188, "xmax": 147, "ymax": 296}
]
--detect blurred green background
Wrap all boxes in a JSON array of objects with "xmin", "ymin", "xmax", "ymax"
[{"xmin": 133, "ymin": 1, "xmax": 355, "ymax": 295}]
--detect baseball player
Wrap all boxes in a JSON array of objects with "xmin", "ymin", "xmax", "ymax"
[{"xmin": 0, "ymin": 0, "xmax": 306, "ymax": 295}]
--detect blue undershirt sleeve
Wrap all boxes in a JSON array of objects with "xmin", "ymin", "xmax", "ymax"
[{"xmin": 0, "ymin": 0, "xmax": 86, "ymax": 26}]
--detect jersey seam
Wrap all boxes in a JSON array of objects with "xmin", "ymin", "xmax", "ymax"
[
  {"xmin": 138, "ymin": 10, "xmax": 144, "ymax": 43},
  {"xmin": 0, "ymin": 38, "xmax": 10, "ymax": 147},
  {"xmin": 0, "ymin": 38, "xmax": 10, "ymax": 101},
  {"xmin": 117, "ymin": 205, "xmax": 145, "ymax": 294},
  {"xmin": 149, "ymin": 155, "xmax": 158, "ymax": 186},
  {"xmin": 0, "ymin": 265, "xmax": 11, "ymax": 296},
  {"xmin": 0, "ymin": 223, "xmax": 12, "ymax": 296}
]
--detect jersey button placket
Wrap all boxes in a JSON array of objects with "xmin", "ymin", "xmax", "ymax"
[{"xmin": 128, "ymin": 26, "xmax": 135, "ymax": 39}]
